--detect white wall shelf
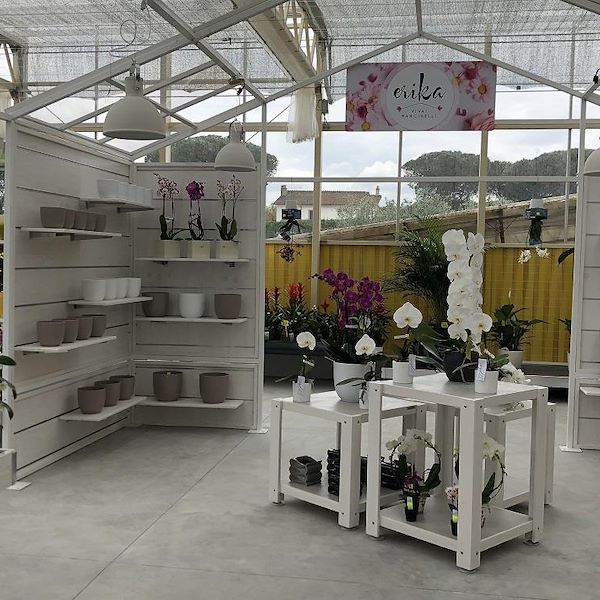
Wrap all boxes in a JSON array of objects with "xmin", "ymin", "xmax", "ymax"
[
  {"xmin": 15, "ymin": 335, "xmax": 117, "ymax": 354},
  {"xmin": 69, "ymin": 296, "xmax": 152, "ymax": 307},
  {"xmin": 82, "ymin": 197, "xmax": 154, "ymax": 212},
  {"xmin": 60, "ymin": 396, "xmax": 146, "ymax": 422},
  {"xmin": 580, "ymin": 386, "xmax": 600, "ymax": 396},
  {"xmin": 136, "ymin": 257, "xmax": 249, "ymax": 265},
  {"xmin": 138, "ymin": 398, "xmax": 243, "ymax": 409},
  {"xmin": 135, "ymin": 317, "xmax": 248, "ymax": 324},
  {"xmin": 20, "ymin": 227, "xmax": 123, "ymax": 240}
]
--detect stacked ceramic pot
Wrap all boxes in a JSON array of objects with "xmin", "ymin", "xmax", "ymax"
[
  {"xmin": 37, "ymin": 314, "xmax": 106, "ymax": 346},
  {"xmin": 40, "ymin": 206, "xmax": 107, "ymax": 232},
  {"xmin": 82, "ymin": 277, "xmax": 142, "ymax": 301},
  {"xmin": 76, "ymin": 374, "xmax": 135, "ymax": 414}
]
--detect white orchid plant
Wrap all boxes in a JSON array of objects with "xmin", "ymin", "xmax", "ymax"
[
  {"xmin": 276, "ymin": 331, "xmax": 316, "ymax": 382},
  {"xmin": 392, "ymin": 302, "xmax": 423, "ymax": 361},
  {"xmin": 385, "ymin": 429, "xmax": 441, "ymax": 496},
  {"xmin": 453, "ymin": 433, "xmax": 507, "ymax": 505}
]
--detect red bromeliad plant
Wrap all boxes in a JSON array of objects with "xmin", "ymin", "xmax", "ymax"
[{"xmin": 313, "ymin": 269, "xmax": 390, "ymax": 363}]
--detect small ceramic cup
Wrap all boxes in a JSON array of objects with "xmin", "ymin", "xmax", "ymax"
[
  {"xmin": 126, "ymin": 277, "xmax": 142, "ymax": 298},
  {"xmin": 104, "ymin": 279, "xmax": 118, "ymax": 301},
  {"xmin": 76, "ymin": 316, "xmax": 94, "ymax": 340},
  {"xmin": 116, "ymin": 278, "xmax": 129, "ymax": 299},
  {"xmin": 37, "ymin": 320, "xmax": 65, "ymax": 347},
  {"xmin": 82, "ymin": 279, "xmax": 106, "ymax": 302}
]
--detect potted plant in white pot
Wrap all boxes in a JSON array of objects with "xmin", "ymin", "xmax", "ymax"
[
  {"xmin": 490, "ymin": 301, "xmax": 544, "ymax": 369},
  {"xmin": 390, "ymin": 302, "xmax": 424, "ymax": 384},
  {"xmin": 312, "ymin": 269, "xmax": 390, "ymax": 403},
  {"xmin": 277, "ymin": 331, "xmax": 317, "ymax": 403},
  {"xmin": 155, "ymin": 174, "xmax": 184, "ymax": 258},
  {"xmin": 0, "ymin": 352, "xmax": 17, "ymax": 489},
  {"xmin": 215, "ymin": 175, "xmax": 243, "ymax": 260},
  {"xmin": 181, "ymin": 180, "xmax": 210, "ymax": 258}
]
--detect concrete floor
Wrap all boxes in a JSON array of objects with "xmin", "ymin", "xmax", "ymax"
[{"xmin": 0, "ymin": 381, "xmax": 599, "ymax": 600}]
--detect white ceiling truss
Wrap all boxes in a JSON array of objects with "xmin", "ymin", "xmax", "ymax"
[{"xmin": 1, "ymin": 0, "xmax": 599, "ymax": 161}]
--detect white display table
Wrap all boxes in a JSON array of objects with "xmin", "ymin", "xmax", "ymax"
[
  {"xmin": 269, "ymin": 391, "xmax": 426, "ymax": 528},
  {"xmin": 366, "ymin": 374, "xmax": 548, "ymax": 571}
]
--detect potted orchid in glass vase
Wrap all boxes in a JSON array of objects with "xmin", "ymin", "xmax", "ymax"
[
  {"xmin": 155, "ymin": 174, "xmax": 184, "ymax": 259},
  {"xmin": 215, "ymin": 175, "xmax": 243, "ymax": 260},
  {"xmin": 313, "ymin": 270, "xmax": 390, "ymax": 403},
  {"xmin": 181, "ymin": 180, "xmax": 210, "ymax": 259}
]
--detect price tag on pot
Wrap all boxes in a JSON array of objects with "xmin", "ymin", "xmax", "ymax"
[
  {"xmin": 406, "ymin": 496, "xmax": 414, "ymax": 510},
  {"xmin": 452, "ymin": 508, "xmax": 459, "ymax": 523},
  {"xmin": 408, "ymin": 354, "xmax": 417, "ymax": 376},
  {"xmin": 476, "ymin": 359, "xmax": 488, "ymax": 382}
]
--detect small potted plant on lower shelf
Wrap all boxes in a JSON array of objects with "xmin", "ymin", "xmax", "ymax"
[
  {"xmin": 215, "ymin": 175, "xmax": 243, "ymax": 260},
  {"xmin": 181, "ymin": 180, "xmax": 210, "ymax": 259},
  {"xmin": 490, "ymin": 300, "xmax": 544, "ymax": 369},
  {"xmin": 277, "ymin": 331, "xmax": 316, "ymax": 403},
  {"xmin": 385, "ymin": 429, "xmax": 441, "ymax": 518},
  {"xmin": 0, "ymin": 352, "xmax": 17, "ymax": 489}
]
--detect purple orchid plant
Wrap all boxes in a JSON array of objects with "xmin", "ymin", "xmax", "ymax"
[{"xmin": 185, "ymin": 180, "xmax": 205, "ymax": 240}]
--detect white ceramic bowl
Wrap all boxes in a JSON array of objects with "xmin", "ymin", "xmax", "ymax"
[
  {"xmin": 104, "ymin": 279, "xmax": 118, "ymax": 301},
  {"xmin": 126, "ymin": 277, "xmax": 142, "ymax": 298},
  {"xmin": 82, "ymin": 279, "xmax": 106, "ymax": 302},
  {"xmin": 178, "ymin": 293, "xmax": 206, "ymax": 319}
]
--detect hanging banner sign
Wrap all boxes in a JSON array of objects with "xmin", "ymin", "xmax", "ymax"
[{"xmin": 345, "ymin": 61, "xmax": 496, "ymax": 132}]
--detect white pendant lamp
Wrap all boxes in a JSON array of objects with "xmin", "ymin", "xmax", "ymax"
[
  {"xmin": 214, "ymin": 120, "xmax": 256, "ymax": 171},
  {"xmin": 103, "ymin": 63, "xmax": 165, "ymax": 140},
  {"xmin": 584, "ymin": 147, "xmax": 600, "ymax": 176}
]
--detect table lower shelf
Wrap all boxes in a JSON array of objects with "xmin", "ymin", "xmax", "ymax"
[
  {"xmin": 378, "ymin": 495, "xmax": 533, "ymax": 552},
  {"xmin": 138, "ymin": 397, "xmax": 243, "ymax": 409},
  {"xmin": 281, "ymin": 479, "xmax": 402, "ymax": 513},
  {"xmin": 60, "ymin": 396, "xmax": 145, "ymax": 422}
]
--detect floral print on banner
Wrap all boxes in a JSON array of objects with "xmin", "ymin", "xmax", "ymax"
[{"xmin": 345, "ymin": 61, "xmax": 497, "ymax": 132}]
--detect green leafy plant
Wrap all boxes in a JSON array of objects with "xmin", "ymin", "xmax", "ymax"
[
  {"xmin": 558, "ymin": 247, "xmax": 574, "ymax": 264},
  {"xmin": 383, "ymin": 218, "xmax": 449, "ymax": 325},
  {"xmin": 216, "ymin": 175, "xmax": 243, "ymax": 241},
  {"xmin": 490, "ymin": 303, "xmax": 545, "ymax": 351},
  {"xmin": 559, "ymin": 318, "xmax": 571, "ymax": 335}
]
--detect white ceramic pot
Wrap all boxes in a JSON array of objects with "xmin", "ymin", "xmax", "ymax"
[
  {"xmin": 126, "ymin": 277, "xmax": 142, "ymax": 298},
  {"xmin": 380, "ymin": 367, "xmax": 393, "ymax": 380},
  {"xmin": 127, "ymin": 184, "xmax": 137, "ymax": 203},
  {"xmin": 502, "ymin": 349, "xmax": 523, "ymax": 369},
  {"xmin": 214, "ymin": 240, "xmax": 240, "ymax": 260},
  {"xmin": 292, "ymin": 378, "xmax": 313, "ymax": 403},
  {"xmin": 144, "ymin": 188, "xmax": 152, "ymax": 207},
  {"xmin": 475, "ymin": 370, "xmax": 499, "ymax": 394},
  {"xmin": 333, "ymin": 362, "xmax": 369, "ymax": 403},
  {"xmin": 104, "ymin": 278, "xmax": 118, "ymax": 301},
  {"xmin": 82, "ymin": 279, "xmax": 106, "ymax": 302},
  {"xmin": 178, "ymin": 292, "xmax": 206, "ymax": 319},
  {"xmin": 116, "ymin": 278, "xmax": 128, "ymax": 299},
  {"xmin": 392, "ymin": 360, "xmax": 413, "ymax": 384},
  {"xmin": 135, "ymin": 186, "xmax": 145, "ymax": 204},
  {"xmin": 118, "ymin": 182, "xmax": 129, "ymax": 201},
  {"xmin": 155, "ymin": 240, "xmax": 180, "ymax": 259},
  {"xmin": 180, "ymin": 240, "xmax": 211, "ymax": 259},
  {"xmin": 97, "ymin": 179, "xmax": 119, "ymax": 199}
]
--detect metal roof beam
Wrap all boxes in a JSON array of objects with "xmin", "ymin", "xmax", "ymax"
[
  {"xmin": 5, "ymin": 0, "xmax": 286, "ymax": 120},
  {"xmin": 146, "ymin": 0, "xmax": 266, "ymax": 101}
]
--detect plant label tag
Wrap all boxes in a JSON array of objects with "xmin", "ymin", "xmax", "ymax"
[
  {"xmin": 297, "ymin": 376, "xmax": 305, "ymax": 385},
  {"xmin": 452, "ymin": 509, "xmax": 459, "ymax": 523},
  {"xmin": 408, "ymin": 354, "xmax": 417, "ymax": 376},
  {"xmin": 476, "ymin": 359, "xmax": 488, "ymax": 382},
  {"xmin": 406, "ymin": 496, "xmax": 414, "ymax": 510}
]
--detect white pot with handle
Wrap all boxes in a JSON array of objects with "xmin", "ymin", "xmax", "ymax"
[{"xmin": 333, "ymin": 362, "xmax": 369, "ymax": 403}]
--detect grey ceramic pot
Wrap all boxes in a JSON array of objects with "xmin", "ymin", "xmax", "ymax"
[
  {"xmin": 142, "ymin": 292, "xmax": 169, "ymax": 317},
  {"xmin": 73, "ymin": 210, "xmax": 88, "ymax": 230},
  {"xmin": 153, "ymin": 371, "xmax": 183, "ymax": 402},
  {"xmin": 84, "ymin": 314, "xmax": 107, "ymax": 337},
  {"xmin": 214, "ymin": 294, "xmax": 242, "ymax": 320},
  {"xmin": 93, "ymin": 213, "xmax": 107, "ymax": 232},
  {"xmin": 76, "ymin": 316, "xmax": 94, "ymax": 340},
  {"xmin": 199, "ymin": 372, "xmax": 229, "ymax": 404},
  {"xmin": 94, "ymin": 380, "xmax": 120, "ymax": 406},
  {"xmin": 109, "ymin": 375, "xmax": 136, "ymax": 400},
  {"xmin": 64, "ymin": 209, "xmax": 76, "ymax": 229},
  {"xmin": 54, "ymin": 318, "xmax": 78, "ymax": 343},
  {"xmin": 40, "ymin": 207, "xmax": 66, "ymax": 228},
  {"xmin": 77, "ymin": 386, "xmax": 106, "ymax": 414},
  {"xmin": 37, "ymin": 320, "xmax": 65, "ymax": 347},
  {"xmin": 85, "ymin": 213, "xmax": 97, "ymax": 231}
]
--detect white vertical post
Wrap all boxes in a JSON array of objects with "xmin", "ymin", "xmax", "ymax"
[
  {"xmin": 527, "ymin": 387, "xmax": 547, "ymax": 543},
  {"xmin": 545, "ymin": 405, "xmax": 556, "ymax": 504},
  {"xmin": 366, "ymin": 381, "xmax": 383, "ymax": 538},
  {"xmin": 435, "ymin": 406, "xmax": 455, "ymax": 490},
  {"xmin": 338, "ymin": 416, "xmax": 361, "ymax": 528},
  {"xmin": 310, "ymin": 92, "xmax": 323, "ymax": 307},
  {"xmin": 269, "ymin": 399, "xmax": 284, "ymax": 503},
  {"xmin": 396, "ymin": 131, "xmax": 403, "ymax": 240},
  {"xmin": 456, "ymin": 402, "xmax": 484, "ymax": 571}
]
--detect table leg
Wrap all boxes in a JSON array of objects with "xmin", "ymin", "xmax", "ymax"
[
  {"xmin": 366, "ymin": 382, "xmax": 383, "ymax": 538},
  {"xmin": 335, "ymin": 422, "xmax": 342, "ymax": 450},
  {"xmin": 456, "ymin": 402, "xmax": 484, "ymax": 571},
  {"xmin": 338, "ymin": 416, "xmax": 362, "ymax": 528},
  {"xmin": 527, "ymin": 388, "xmax": 547, "ymax": 543},
  {"xmin": 436, "ymin": 405, "xmax": 456, "ymax": 490},
  {"xmin": 545, "ymin": 405, "xmax": 555, "ymax": 505},
  {"xmin": 269, "ymin": 400, "xmax": 284, "ymax": 504},
  {"xmin": 413, "ymin": 405, "xmax": 427, "ymax": 477}
]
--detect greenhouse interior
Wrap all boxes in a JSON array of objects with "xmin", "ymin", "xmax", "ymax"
[{"xmin": 1, "ymin": 0, "xmax": 600, "ymax": 598}]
